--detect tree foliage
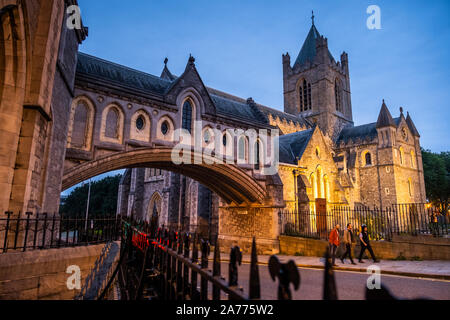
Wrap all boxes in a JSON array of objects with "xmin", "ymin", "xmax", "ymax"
[
  {"xmin": 422, "ymin": 149, "xmax": 450, "ymax": 213},
  {"xmin": 60, "ymin": 174, "xmax": 122, "ymax": 217}
]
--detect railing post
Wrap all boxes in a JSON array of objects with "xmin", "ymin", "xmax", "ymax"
[
  {"xmin": 212, "ymin": 235, "xmax": 221, "ymax": 300},
  {"xmin": 229, "ymin": 246, "xmax": 242, "ymax": 288},
  {"xmin": 183, "ymin": 233, "xmax": 190, "ymax": 298},
  {"xmin": 13, "ymin": 211, "xmax": 21, "ymax": 250},
  {"xmin": 41, "ymin": 213, "xmax": 48, "ymax": 249},
  {"xmin": 190, "ymin": 233, "xmax": 199, "ymax": 300},
  {"xmin": 50, "ymin": 213, "xmax": 56, "ymax": 248},
  {"xmin": 33, "ymin": 213, "xmax": 39, "ymax": 250},
  {"xmin": 3, "ymin": 212, "xmax": 12, "ymax": 253},
  {"xmin": 200, "ymin": 238, "xmax": 209, "ymax": 300},
  {"xmin": 323, "ymin": 249, "xmax": 338, "ymax": 300},
  {"xmin": 249, "ymin": 237, "xmax": 260, "ymax": 299},
  {"xmin": 176, "ymin": 232, "xmax": 184, "ymax": 300},
  {"xmin": 23, "ymin": 212, "xmax": 33, "ymax": 252}
]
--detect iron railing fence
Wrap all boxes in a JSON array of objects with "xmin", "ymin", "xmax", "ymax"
[
  {"xmin": 98, "ymin": 216, "xmax": 417, "ymax": 301},
  {"xmin": 101, "ymin": 217, "xmax": 263, "ymax": 300},
  {"xmin": 0, "ymin": 212, "xmax": 121, "ymax": 253},
  {"xmin": 390, "ymin": 203, "xmax": 448, "ymax": 237},
  {"xmin": 279, "ymin": 204, "xmax": 449, "ymax": 241}
]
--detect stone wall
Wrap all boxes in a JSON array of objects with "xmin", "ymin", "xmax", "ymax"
[
  {"xmin": 0, "ymin": 243, "xmax": 116, "ymax": 300},
  {"xmin": 218, "ymin": 206, "xmax": 280, "ymax": 255},
  {"xmin": 279, "ymin": 235, "xmax": 450, "ymax": 260}
]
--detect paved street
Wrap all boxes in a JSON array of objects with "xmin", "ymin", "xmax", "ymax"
[{"xmin": 217, "ymin": 262, "xmax": 450, "ymax": 300}]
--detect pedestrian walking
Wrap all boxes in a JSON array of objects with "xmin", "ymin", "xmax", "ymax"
[
  {"xmin": 358, "ymin": 224, "xmax": 379, "ymax": 263},
  {"xmin": 340, "ymin": 223, "xmax": 356, "ymax": 265},
  {"xmin": 328, "ymin": 224, "xmax": 340, "ymax": 266}
]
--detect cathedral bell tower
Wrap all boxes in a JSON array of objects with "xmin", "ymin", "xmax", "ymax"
[{"xmin": 283, "ymin": 13, "xmax": 353, "ymax": 140}]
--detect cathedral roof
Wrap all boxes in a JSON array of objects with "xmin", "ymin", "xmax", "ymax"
[
  {"xmin": 337, "ymin": 117, "xmax": 401, "ymax": 145},
  {"xmin": 76, "ymin": 52, "xmax": 307, "ymax": 128},
  {"xmin": 207, "ymin": 90, "xmax": 268, "ymax": 125},
  {"xmin": 406, "ymin": 112, "xmax": 420, "ymax": 137},
  {"xmin": 160, "ymin": 58, "xmax": 177, "ymax": 81},
  {"xmin": 337, "ymin": 123, "xmax": 378, "ymax": 144},
  {"xmin": 76, "ymin": 53, "xmax": 173, "ymax": 95},
  {"xmin": 376, "ymin": 100, "xmax": 396, "ymax": 128},
  {"xmin": 256, "ymin": 104, "xmax": 310, "ymax": 129},
  {"xmin": 294, "ymin": 24, "xmax": 335, "ymax": 67},
  {"xmin": 278, "ymin": 129, "xmax": 314, "ymax": 164}
]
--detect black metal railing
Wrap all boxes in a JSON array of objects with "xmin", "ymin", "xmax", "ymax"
[
  {"xmin": 279, "ymin": 204, "xmax": 449, "ymax": 241},
  {"xmin": 111, "ymin": 218, "xmax": 258, "ymax": 300},
  {"xmin": 97, "ymin": 217, "xmax": 418, "ymax": 301},
  {"xmin": 0, "ymin": 212, "xmax": 121, "ymax": 253}
]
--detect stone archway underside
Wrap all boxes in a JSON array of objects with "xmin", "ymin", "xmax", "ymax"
[{"xmin": 62, "ymin": 147, "xmax": 266, "ymax": 205}]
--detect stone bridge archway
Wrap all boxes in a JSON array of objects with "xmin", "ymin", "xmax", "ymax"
[
  {"xmin": 62, "ymin": 147, "xmax": 267, "ymax": 205},
  {"xmin": 62, "ymin": 147, "xmax": 283, "ymax": 254}
]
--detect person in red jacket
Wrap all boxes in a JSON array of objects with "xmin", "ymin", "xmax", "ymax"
[{"xmin": 328, "ymin": 224, "xmax": 340, "ymax": 266}]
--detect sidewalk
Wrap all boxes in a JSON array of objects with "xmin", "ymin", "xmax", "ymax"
[{"xmin": 213, "ymin": 253, "xmax": 450, "ymax": 280}]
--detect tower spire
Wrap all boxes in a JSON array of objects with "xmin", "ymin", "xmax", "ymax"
[{"xmin": 311, "ymin": 10, "xmax": 315, "ymax": 26}]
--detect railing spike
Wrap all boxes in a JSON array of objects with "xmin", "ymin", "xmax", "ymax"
[
  {"xmin": 213, "ymin": 235, "xmax": 221, "ymax": 275},
  {"xmin": 200, "ymin": 238, "xmax": 209, "ymax": 300},
  {"xmin": 184, "ymin": 233, "xmax": 190, "ymax": 258},
  {"xmin": 212, "ymin": 235, "xmax": 221, "ymax": 299},
  {"xmin": 192, "ymin": 233, "xmax": 198, "ymax": 262},
  {"xmin": 229, "ymin": 246, "xmax": 242, "ymax": 287},
  {"xmin": 323, "ymin": 249, "xmax": 338, "ymax": 300},
  {"xmin": 249, "ymin": 237, "xmax": 260, "ymax": 299}
]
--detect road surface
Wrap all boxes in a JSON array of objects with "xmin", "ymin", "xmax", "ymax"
[{"xmin": 214, "ymin": 262, "xmax": 450, "ymax": 300}]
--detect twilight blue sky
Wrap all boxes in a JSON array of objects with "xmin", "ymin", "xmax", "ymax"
[
  {"xmin": 77, "ymin": 0, "xmax": 450, "ymax": 152},
  {"xmin": 64, "ymin": 0, "xmax": 450, "ymax": 195}
]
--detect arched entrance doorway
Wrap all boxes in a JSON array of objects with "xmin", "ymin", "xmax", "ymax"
[{"xmin": 148, "ymin": 192, "xmax": 162, "ymax": 230}]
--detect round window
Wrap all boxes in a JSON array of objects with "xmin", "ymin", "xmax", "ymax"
[
  {"xmin": 136, "ymin": 116, "xmax": 145, "ymax": 130},
  {"xmin": 161, "ymin": 121, "xmax": 169, "ymax": 135}
]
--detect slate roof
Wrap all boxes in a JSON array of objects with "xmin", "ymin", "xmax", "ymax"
[
  {"xmin": 337, "ymin": 117, "xmax": 401, "ymax": 144},
  {"xmin": 406, "ymin": 113, "xmax": 420, "ymax": 137},
  {"xmin": 76, "ymin": 52, "xmax": 311, "ymax": 128},
  {"xmin": 294, "ymin": 25, "xmax": 335, "ymax": 67},
  {"xmin": 376, "ymin": 101, "xmax": 396, "ymax": 128},
  {"xmin": 207, "ymin": 90, "xmax": 268, "ymax": 125},
  {"xmin": 278, "ymin": 129, "xmax": 314, "ymax": 165},
  {"xmin": 160, "ymin": 65, "xmax": 177, "ymax": 81},
  {"xmin": 257, "ymin": 104, "xmax": 310, "ymax": 129},
  {"xmin": 77, "ymin": 53, "xmax": 173, "ymax": 95}
]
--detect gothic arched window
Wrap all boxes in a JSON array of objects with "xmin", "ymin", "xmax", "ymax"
[
  {"xmin": 105, "ymin": 108, "xmax": 119, "ymax": 139},
  {"xmin": 254, "ymin": 140, "xmax": 261, "ymax": 170},
  {"xmin": 410, "ymin": 150, "xmax": 415, "ymax": 168},
  {"xmin": 365, "ymin": 152, "xmax": 372, "ymax": 166},
  {"xmin": 408, "ymin": 178, "xmax": 413, "ymax": 197},
  {"xmin": 399, "ymin": 147, "xmax": 405, "ymax": 165},
  {"xmin": 335, "ymin": 79, "xmax": 342, "ymax": 112},
  {"xmin": 182, "ymin": 100, "xmax": 193, "ymax": 133},
  {"xmin": 68, "ymin": 96, "xmax": 94, "ymax": 151},
  {"xmin": 71, "ymin": 102, "xmax": 88, "ymax": 148},
  {"xmin": 299, "ymin": 79, "xmax": 312, "ymax": 112},
  {"xmin": 238, "ymin": 136, "xmax": 247, "ymax": 162}
]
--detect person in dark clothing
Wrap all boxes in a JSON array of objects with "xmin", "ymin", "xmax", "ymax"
[
  {"xmin": 341, "ymin": 223, "xmax": 356, "ymax": 265},
  {"xmin": 358, "ymin": 225, "xmax": 379, "ymax": 263}
]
